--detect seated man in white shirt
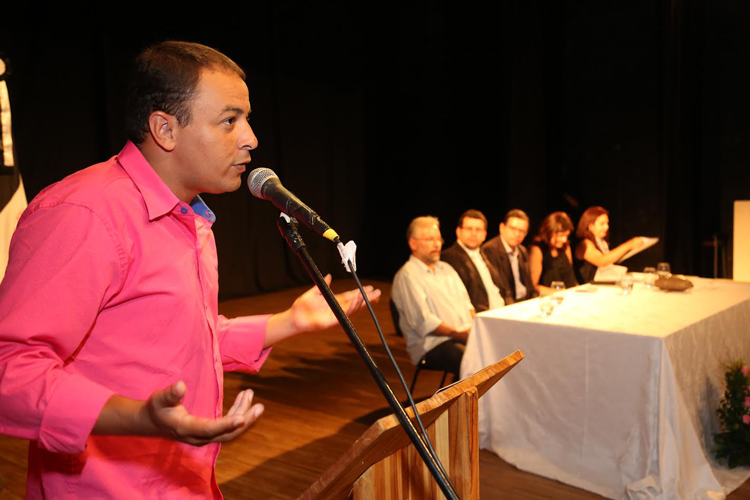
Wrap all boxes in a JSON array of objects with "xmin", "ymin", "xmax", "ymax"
[
  {"xmin": 441, "ymin": 209, "xmax": 505, "ymax": 312},
  {"xmin": 391, "ymin": 216, "xmax": 475, "ymax": 380}
]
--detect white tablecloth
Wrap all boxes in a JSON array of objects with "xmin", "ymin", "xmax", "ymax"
[{"xmin": 461, "ymin": 278, "xmax": 750, "ymax": 499}]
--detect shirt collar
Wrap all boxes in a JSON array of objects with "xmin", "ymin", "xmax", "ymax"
[
  {"xmin": 500, "ymin": 236, "xmax": 514, "ymax": 256},
  {"xmin": 408, "ymin": 254, "xmax": 445, "ymax": 273},
  {"xmin": 116, "ymin": 141, "xmax": 181, "ymax": 221},
  {"xmin": 190, "ymin": 196, "xmax": 217, "ymax": 222},
  {"xmin": 457, "ymin": 239, "xmax": 481, "ymax": 257}
]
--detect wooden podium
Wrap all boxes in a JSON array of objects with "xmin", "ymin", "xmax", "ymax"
[{"xmin": 299, "ymin": 350, "xmax": 524, "ymax": 500}]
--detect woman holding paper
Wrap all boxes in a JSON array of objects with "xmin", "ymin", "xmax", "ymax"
[
  {"xmin": 529, "ymin": 212, "xmax": 579, "ymax": 294},
  {"xmin": 574, "ymin": 206, "xmax": 644, "ymax": 283}
]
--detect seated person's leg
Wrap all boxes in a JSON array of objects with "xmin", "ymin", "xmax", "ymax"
[{"xmin": 423, "ymin": 340, "xmax": 466, "ymax": 380}]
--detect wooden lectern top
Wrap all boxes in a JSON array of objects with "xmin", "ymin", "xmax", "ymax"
[{"xmin": 299, "ymin": 350, "xmax": 524, "ymax": 500}]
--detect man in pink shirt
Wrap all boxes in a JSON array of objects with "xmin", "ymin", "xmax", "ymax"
[{"xmin": 0, "ymin": 41, "xmax": 379, "ymax": 498}]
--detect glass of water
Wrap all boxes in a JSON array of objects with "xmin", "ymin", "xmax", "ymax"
[
  {"xmin": 657, "ymin": 262, "xmax": 671, "ymax": 279},
  {"xmin": 619, "ymin": 273, "xmax": 634, "ymax": 295},
  {"xmin": 539, "ymin": 296, "xmax": 554, "ymax": 317},
  {"xmin": 550, "ymin": 281, "xmax": 565, "ymax": 305},
  {"xmin": 643, "ymin": 267, "xmax": 657, "ymax": 289}
]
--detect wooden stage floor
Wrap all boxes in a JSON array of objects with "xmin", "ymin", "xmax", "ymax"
[{"xmin": 0, "ymin": 279, "xmax": 748, "ymax": 499}]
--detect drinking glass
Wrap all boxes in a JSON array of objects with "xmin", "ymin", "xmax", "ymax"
[
  {"xmin": 619, "ymin": 273, "xmax": 634, "ymax": 295},
  {"xmin": 550, "ymin": 281, "xmax": 565, "ymax": 305},
  {"xmin": 643, "ymin": 267, "xmax": 657, "ymax": 289},
  {"xmin": 657, "ymin": 262, "xmax": 671, "ymax": 279},
  {"xmin": 539, "ymin": 296, "xmax": 554, "ymax": 317}
]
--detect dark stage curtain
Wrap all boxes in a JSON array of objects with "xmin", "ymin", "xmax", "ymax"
[{"xmin": 1, "ymin": 1, "xmax": 748, "ymax": 300}]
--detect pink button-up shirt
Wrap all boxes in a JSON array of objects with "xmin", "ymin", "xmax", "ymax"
[{"xmin": 0, "ymin": 142, "xmax": 271, "ymax": 498}]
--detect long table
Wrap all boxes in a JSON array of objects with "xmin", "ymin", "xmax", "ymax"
[{"xmin": 461, "ymin": 278, "xmax": 750, "ymax": 499}]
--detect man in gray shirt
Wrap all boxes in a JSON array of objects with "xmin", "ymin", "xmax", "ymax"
[{"xmin": 392, "ymin": 216, "xmax": 474, "ymax": 379}]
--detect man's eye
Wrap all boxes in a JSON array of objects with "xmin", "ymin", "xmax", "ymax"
[{"xmin": 223, "ymin": 117, "xmax": 236, "ymax": 125}]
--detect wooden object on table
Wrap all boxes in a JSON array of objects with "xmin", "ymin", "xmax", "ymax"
[{"xmin": 298, "ymin": 350, "xmax": 524, "ymax": 500}]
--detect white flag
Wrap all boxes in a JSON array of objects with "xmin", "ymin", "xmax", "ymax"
[{"xmin": 0, "ymin": 57, "xmax": 28, "ymax": 281}]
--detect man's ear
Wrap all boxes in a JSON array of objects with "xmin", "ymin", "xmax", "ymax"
[
  {"xmin": 148, "ymin": 111, "xmax": 178, "ymax": 152},
  {"xmin": 408, "ymin": 238, "xmax": 417, "ymax": 253}
]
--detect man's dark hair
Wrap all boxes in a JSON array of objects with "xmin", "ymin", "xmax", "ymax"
[
  {"xmin": 504, "ymin": 209, "xmax": 529, "ymax": 224},
  {"xmin": 457, "ymin": 209, "xmax": 487, "ymax": 230},
  {"xmin": 126, "ymin": 41, "xmax": 246, "ymax": 144}
]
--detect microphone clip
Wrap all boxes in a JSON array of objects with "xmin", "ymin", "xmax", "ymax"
[{"xmin": 277, "ymin": 213, "xmax": 306, "ymax": 252}]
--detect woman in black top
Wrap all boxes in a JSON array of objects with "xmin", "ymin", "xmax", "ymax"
[{"xmin": 529, "ymin": 212, "xmax": 578, "ymax": 294}]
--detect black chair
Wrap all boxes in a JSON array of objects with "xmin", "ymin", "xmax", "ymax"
[
  {"xmin": 389, "ymin": 298, "xmax": 451, "ymax": 392},
  {"xmin": 410, "ymin": 355, "xmax": 450, "ymax": 393},
  {"xmin": 389, "ymin": 298, "xmax": 403, "ymax": 337}
]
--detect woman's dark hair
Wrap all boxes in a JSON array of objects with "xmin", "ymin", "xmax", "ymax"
[
  {"xmin": 126, "ymin": 41, "xmax": 246, "ymax": 144},
  {"xmin": 576, "ymin": 206, "xmax": 609, "ymax": 243},
  {"xmin": 534, "ymin": 212, "xmax": 574, "ymax": 248}
]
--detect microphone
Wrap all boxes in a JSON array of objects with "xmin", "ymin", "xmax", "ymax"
[{"xmin": 248, "ymin": 168, "xmax": 340, "ymax": 242}]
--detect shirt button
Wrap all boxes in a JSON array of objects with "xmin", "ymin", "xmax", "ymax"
[{"xmin": 181, "ymin": 207, "xmax": 188, "ymax": 214}]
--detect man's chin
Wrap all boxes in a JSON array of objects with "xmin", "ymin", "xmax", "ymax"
[
  {"xmin": 204, "ymin": 180, "xmax": 243, "ymax": 195},
  {"xmin": 228, "ymin": 174, "xmax": 245, "ymax": 191}
]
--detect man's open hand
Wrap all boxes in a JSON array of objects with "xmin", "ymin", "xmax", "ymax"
[
  {"xmin": 289, "ymin": 274, "xmax": 381, "ymax": 334},
  {"xmin": 94, "ymin": 381, "xmax": 264, "ymax": 446},
  {"xmin": 145, "ymin": 381, "xmax": 264, "ymax": 446}
]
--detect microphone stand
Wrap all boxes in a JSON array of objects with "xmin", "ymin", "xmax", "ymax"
[{"xmin": 277, "ymin": 215, "xmax": 460, "ymax": 500}]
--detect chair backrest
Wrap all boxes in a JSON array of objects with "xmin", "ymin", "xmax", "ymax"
[{"xmin": 389, "ymin": 298, "xmax": 404, "ymax": 337}]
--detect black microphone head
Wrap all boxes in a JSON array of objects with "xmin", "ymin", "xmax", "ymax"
[{"xmin": 247, "ymin": 168, "xmax": 279, "ymax": 199}]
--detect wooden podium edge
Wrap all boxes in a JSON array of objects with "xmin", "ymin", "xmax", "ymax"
[{"xmin": 298, "ymin": 350, "xmax": 525, "ymax": 500}]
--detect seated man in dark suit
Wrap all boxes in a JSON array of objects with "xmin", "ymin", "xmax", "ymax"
[
  {"xmin": 483, "ymin": 209, "xmax": 537, "ymax": 304},
  {"xmin": 441, "ymin": 209, "xmax": 505, "ymax": 312}
]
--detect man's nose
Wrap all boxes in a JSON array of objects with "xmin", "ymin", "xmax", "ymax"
[{"xmin": 240, "ymin": 121, "xmax": 259, "ymax": 151}]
